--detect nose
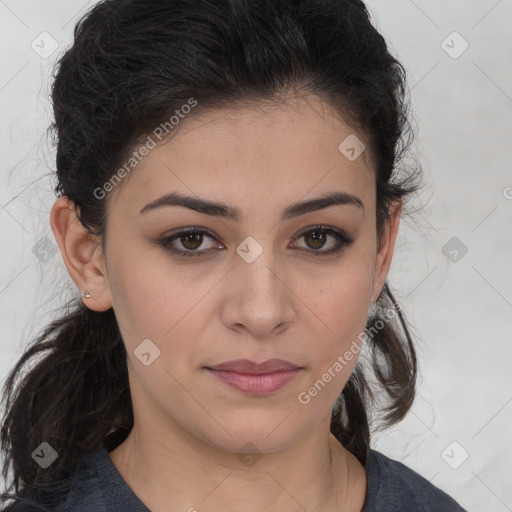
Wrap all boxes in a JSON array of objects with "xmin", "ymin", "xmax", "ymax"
[{"xmin": 220, "ymin": 251, "xmax": 296, "ymax": 339}]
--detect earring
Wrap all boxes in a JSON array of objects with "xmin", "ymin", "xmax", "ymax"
[{"xmin": 82, "ymin": 290, "xmax": 91, "ymax": 298}]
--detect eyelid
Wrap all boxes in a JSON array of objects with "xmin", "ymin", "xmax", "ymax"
[
  {"xmin": 157, "ymin": 225, "xmax": 354, "ymax": 258},
  {"xmin": 164, "ymin": 226, "xmax": 219, "ymax": 240},
  {"xmin": 156, "ymin": 227, "xmax": 223, "ymax": 257},
  {"xmin": 289, "ymin": 225, "xmax": 355, "ymax": 256}
]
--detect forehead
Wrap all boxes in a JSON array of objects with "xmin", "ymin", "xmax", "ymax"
[{"xmin": 108, "ymin": 95, "xmax": 375, "ymax": 218}]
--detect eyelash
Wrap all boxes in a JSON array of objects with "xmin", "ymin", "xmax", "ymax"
[{"xmin": 157, "ymin": 225, "xmax": 355, "ymax": 259}]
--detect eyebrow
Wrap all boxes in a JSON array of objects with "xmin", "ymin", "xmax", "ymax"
[{"xmin": 139, "ymin": 190, "xmax": 364, "ymax": 221}]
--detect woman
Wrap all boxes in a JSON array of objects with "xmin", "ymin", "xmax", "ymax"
[{"xmin": 0, "ymin": 0, "xmax": 467, "ymax": 510}]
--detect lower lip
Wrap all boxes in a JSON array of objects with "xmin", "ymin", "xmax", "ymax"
[{"xmin": 205, "ymin": 368, "xmax": 301, "ymax": 394}]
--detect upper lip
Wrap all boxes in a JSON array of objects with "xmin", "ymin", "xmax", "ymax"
[{"xmin": 206, "ymin": 358, "xmax": 302, "ymax": 374}]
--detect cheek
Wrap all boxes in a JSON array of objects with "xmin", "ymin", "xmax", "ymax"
[
  {"xmin": 106, "ymin": 243, "xmax": 216, "ymax": 366},
  {"xmin": 105, "ymin": 239, "xmax": 174, "ymax": 345},
  {"xmin": 304, "ymin": 253, "xmax": 373, "ymax": 327},
  {"xmin": 299, "ymin": 255, "xmax": 373, "ymax": 374},
  {"xmin": 298, "ymin": 286, "xmax": 369, "ymax": 411}
]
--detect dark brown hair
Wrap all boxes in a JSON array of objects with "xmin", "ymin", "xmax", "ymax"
[{"xmin": 1, "ymin": 0, "xmax": 421, "ymax": 508}]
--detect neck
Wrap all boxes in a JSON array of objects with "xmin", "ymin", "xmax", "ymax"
[{"xmin": 109, "ymin": 422, "xmax": 353, "ymax": 512}]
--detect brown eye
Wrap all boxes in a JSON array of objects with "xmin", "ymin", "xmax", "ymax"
[
  {"xmin": 292, "ymin": 226, "xmax": 355, "ymax": 257},
  {"xmin": 157, "ymin": 225, "xmax": 354, "ymax": 259},
  {"xmin": 303, "ymin": 229, "xmax": 328, "ymax": 250},
  {"xmin": 158, "ymin": 228, "xmax": 222, "ymax": 258},
  {"xmin": 179, "ymin": 232, "xmax": 204, "ymax": 251}
]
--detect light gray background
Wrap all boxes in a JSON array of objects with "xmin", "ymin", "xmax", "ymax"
[{"xmin": 1, "ymin": 1, "xmax": 511, "ymax": 510}]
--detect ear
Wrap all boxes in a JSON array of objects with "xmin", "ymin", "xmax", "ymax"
[
  {"xmin": 369, "ymin": 200, "xmax": 402, "ymax": 304},
  {"xmin": 50, "ymin": 196, "xmax": 112, "ymax": 312}
]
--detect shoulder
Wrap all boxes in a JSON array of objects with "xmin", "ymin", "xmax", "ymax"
[
  {"xmin": 2, "ymin": 503, "xmax": 45, "ymax": 512},
  {"xmin": 2, "ymin": 497, "xmax": 63, "ymax": 511},
  {"xmin": 363, "ymin": 448, "xmax": 467, "ymax": 512},
  {"xmin": 2, "ymin": 448, "xmax": 108, "ymax": 512}
]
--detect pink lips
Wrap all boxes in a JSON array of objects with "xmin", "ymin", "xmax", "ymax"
[{"xmin": 205, "ymin": 358, "xmax": 302, "ymax": 394}]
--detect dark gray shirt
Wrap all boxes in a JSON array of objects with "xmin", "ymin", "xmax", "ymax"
[{"xmin": 4, "ymin": 445, "xmax": 467, "ymax": 511}]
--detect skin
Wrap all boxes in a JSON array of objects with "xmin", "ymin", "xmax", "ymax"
[{"xmin": 50, "ymin": 94, "xmax": 401, "ymax": 512}]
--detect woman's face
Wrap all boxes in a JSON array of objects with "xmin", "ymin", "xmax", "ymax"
[{"xmin": 93, "ymin": 95, "xmax": 400, "ymax": 454}]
